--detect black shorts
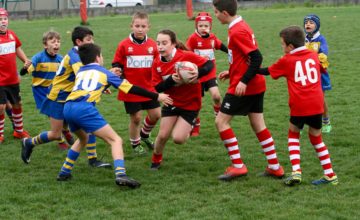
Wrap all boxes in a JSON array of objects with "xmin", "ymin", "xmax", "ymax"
[
  {"xmin": 201, "ymin": 78, "xmax": 218, "ymax": 97},
  {"xmin": 290, "ymin": 114, "xmax": 323, "ymax": 130},
  {"xmin": 161, "ymin": 105, "xmax": 198, "ymax": 126},
  {"xmin": 220, "ymin": 92, "xmax": 264, "ymax": 116},
  {"xmin": 124, "ymin": 100, "xmax": 160, "ymax": 114},
  {"xmin": 0, "ymin": 84, "xmax": 21, "ymax": 105}
]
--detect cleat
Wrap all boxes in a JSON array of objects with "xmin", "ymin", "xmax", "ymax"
[
  {"xmin": 0, "ymin": 135, "xmax": 4, "ymax": 144},
  {"xmin": 88, "ymin": 158, "xmax": 112, "ymax": 168},
  {"xmin": 322, "ymin": 124, "xmax": 332, "ymax": 133},
  {"xmin": 13, "ymin": 130, "xmax": 31, "ymax": 139},
  {"xmin": 141, "ymin": 137, "xmax": 154, "ymax": 150},
  {"xmin": 62, "ymin": 130, "xmax": 75, "ymax": 145},
  {"xmin": 115, "ymin": 175, "xmax": 141, "ymax": 189},
  {"xmin": 133, "ymin": 144, "xmax": 147, "ymax": 156},
  {"xmin": 21, "ymin": 138, "xmax": 34, "ymax": 164},
  {"xmin": 312, "ymin": 175, "xmax": 338, "ymax": 186},
  {"xmin": 284, "ymin": 171, "xmax": 302, "ymax": 186},
  {"xmin": 57, "ymin": 173, "xmax": 72, "ymax": 181},
  {"xmin": 150, "ymin": 162, "xmax": 161, "ymax": 170},
  {"xmin": 218, "ymin": 165, "xmax": 248, "ymax": 181},
  {"xmin": 263, "ymin": 166, "xmax": 285, "ymax": 178},
  {"xmin": 190, "ymin": 125, "xmax": 200, "ymax": 137},
  {"xmin": 57, "ymin": 142, "xmax": 69, "ymax": 150}
]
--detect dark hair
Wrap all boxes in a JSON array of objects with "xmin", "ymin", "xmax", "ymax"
[
  {"xmin": 279, "ymin": 25, "xmax": 305, "ymax": 48},
  {"xmin": 42, "ymin": 31, "xmax": 60, "ymax": 44},
  {"xmin": 157, "ymin": 29, "xmax": 188, "ymax": 50},
  {"xmin": 71, "ymin": 26, "xmax": 94, "ymax": 46},
  {"xmin": 78, "ymin": 43, "xmax": 101, "ymax": 65},
  {"xmin": 212, "ymin": 0, "xmax": 237, "ymax": 16}
]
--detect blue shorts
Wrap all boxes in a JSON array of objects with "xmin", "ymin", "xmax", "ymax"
[
  {"xmin": 40, "ymin": 99, "xmax": 65, "ymax": 120},
  {"xmin": 63, "ymin": 101, "xmax": 107, "ymax": 133},
  {"xmin": 321, "ymin": 73, "xmax": 332, "ymax": 91},
  {"xmin": 32, "ymin": 86, "xmax": 50, "ymax": 109}
]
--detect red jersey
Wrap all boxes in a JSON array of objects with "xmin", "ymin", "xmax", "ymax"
[
  {"xmin": 0, "ymin": 29, "xmax": 21, "ymax": 86},
  {"xmin": 268, "ymin": 46, "xmax": 324, "ymax": 116},
  {"xmin": 227, "ymin": 16, "xmax": 266, "ymax": 95},
  {"xmin": 186, "ymin": 32, "xmax": 222, "ymax": 82},
  {"xmin": 152, "ymin": 49, "xmax": 207, "ymax": 111},
  {"xmin": 112, "ymin": 34, "xmax": 158, "ymax": 102}
]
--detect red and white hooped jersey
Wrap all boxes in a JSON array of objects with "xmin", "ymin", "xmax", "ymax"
[
  {"xmin": 152, "ymin": 48, "xmax": 208, "ymax": 111},
  {"xmin": 268, "ymin": 46, "xmax": 324, "ymax": 116},
  {"xmin": 112, "ymin": 34, "xmax": 158, "ymax": 102},
  {"xmin": 186, "ymin": 32, "xmax": 222, "ymax": 82},
  {"xmin": 0, "ymin": 29, "xmax": 21, "ymax": 86},
  {"xmin": 227, "ymin": 16, "xmax": 266, "ymax": 95}
]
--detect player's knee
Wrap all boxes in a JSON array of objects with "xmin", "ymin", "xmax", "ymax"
[
  {"xmin": 212, "ymin": 94, "xmax": 221, "ymax": 104},
  {"xmin": 131, "ymin": 116, "xmax": 142, "ymax": 125},
  {"xmin": 172, "ymin": 135, "xmax": 186, "ymax": 145}
]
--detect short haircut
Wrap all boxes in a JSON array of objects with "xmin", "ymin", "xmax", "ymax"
[
  {"xmin": 212, "ymin": 0, "xmax": 237, "ymax": 16},
  {"xmin": 42, "ymin": 31, "xmax": 60, "ymax": 44},
  {"xmin": 78, "ymin": 43, "xmax": 101, "ymax": 65},
  {"xmin": 279, "ymin": 25, "xmax": 305, "ymax": 48},
  {"xmin": 71, "ymin": 26, "xmax": 94, "ymax": 46},
  {"xmin": 132, "ymin": 11, "xmax": 149, "ymax": 23}
]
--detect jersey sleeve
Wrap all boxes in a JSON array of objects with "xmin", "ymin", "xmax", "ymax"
[
  {"xmin": 105, "ymin": 69, "xmax": 133, "ymax": 93},
  {"xmin": 318, "ymin": 36, "xmax": 329, "ymax": 55},
  {"xmin": 232, "ymin": 29, "xmax": 258, "ymax": 55},
  {"xmin": 268, "ymin": 56, "xmax": 287, "ymax": 80}
]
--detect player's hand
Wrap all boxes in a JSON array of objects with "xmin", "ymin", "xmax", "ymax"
[
  {"xmin": 19, "ymin": 67, "xmax": 28, "ymax": 76},
  {"xmin": 110, "ymin": 67, "xmax": 123, "ymax": 76},
  {"xmin": 24, "ymin": 59, "xmax": 31, "ymax": 69},
  {"xmin": 172, "ymin": 73, "xmax": 184, "ymax": 85},
  {"xmin": 235, "ymin": 81, "xmax": 247, "ymax": 96},
  {"xmin": 187, "ymin": 69, "xmax": 199, "ymax": 84},
  {"xmin": 219, "ymin": 70, "xmax": 230, "ymax": 81},
  {"xmin": 103, "ymin": 88, "xmax": 112, "ymax": 95},
  {"xmin": 157, "ymin": 93, "xmax": 173, "ymax": 107}
]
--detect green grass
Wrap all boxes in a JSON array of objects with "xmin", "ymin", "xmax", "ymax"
[{"xmin": 1, "ymin": 5, "xmax": 360, "ymax": 219}]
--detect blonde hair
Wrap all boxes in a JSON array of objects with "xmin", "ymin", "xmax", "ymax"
[
  {"xmin": 42, "ymin": 31, "xmax": 60, "ymax": 44},
  {"xmin": 132, "ymin": 11, "xmax": 149, "ymax": 23}
]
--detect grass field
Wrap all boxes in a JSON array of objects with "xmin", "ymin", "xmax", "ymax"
[{"xmin": 1, "ymin": 5, "xmax": 360, "ymax": 219}]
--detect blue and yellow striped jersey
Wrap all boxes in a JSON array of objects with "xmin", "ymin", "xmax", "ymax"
[
  {"xmin": 47, "ymin": 47, "xmax": 83, "ymax": 102},
  {"xmin": 67, "ymin": 63, "xmax": 133, "ymax": 104},
  {"xmin": 305, "ymin": 32, "xmax": 329, "ymax": 71},
  {"xmin": 27, "ymin": 50, "xmax": 63, "ymax": 87}
]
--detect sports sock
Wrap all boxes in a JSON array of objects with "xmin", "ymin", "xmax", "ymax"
[
  {"xmin": 59, "ymin": 149, "xmax": 80, "ymax": 175},
  {"xmin": 25, "ymin": 131, "xmax": 50, "ymax": 146},
  {"xmin": 140, "ymin": 115, "xmax": 157, "ymax": 139},
  {"xmin": 152, "ymin": 153, "xmax": 163, "ymax": 164},
  {"xmin": 130, "ymin": 137, "xmax": 141, "ymax": 148},
  {"xmin": 0, "ymin": 114, "xmax": 4, "ymax": 137},
  {"xmin": 256, "ymin": 128, "xmax": 280, "ymax": 170},
  {"xmin": 309, "ymin": 133, "xmax": 335, "ymax": 177},
  {"xmin": 219, "ymin": 128, "xmax": 244, "ymax": 168},
  {"xmin": 323, "ymin": 117, "xmax": 330, "ymax": 125},
  {"xmin": 288, "ymin": 130, "xmax": 301, "ymax": 172},
  {"xmin": 86, "ymin": 134, "xmax": 97, "ymax": 160},
  {"xmin": 194, "ymin": 117, "xmax": 200, "ymax": 128},
  {"xmin": 213, "ymin": 104, "xmax": 221, "ymax": 116},
  {"xmin": 114, "ymin": 159, "xmax": 126, "ymax": 176},
  {"xmin": 5, "ymin": 107, "xmax": 14, "ymax": 128},
  {"xmin": 12, "ymin": 107, "xmax": 24, "ymax": 133}
]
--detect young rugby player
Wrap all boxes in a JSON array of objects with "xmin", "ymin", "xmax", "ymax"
[
  {"xmin": 0, "ymin": 8, "xmax": 31, "ymax": 143},
  {"xmin": 258, "ymin": 25, "xmax": 338, "ymax": 186},
  {"xmin": 186, "ymin": 12, "xmax": 228, "ymax": 137},
  {"xmin": 212, "ymin": 0, "xmax": 284, "ymax": 181},
  {"xmin": 21, "ymin": 27, "xmax": 110, "ymax": 168},
  {"xmin": 57, "ymin": 43, "xmax": 172, "ymax": 188},
  {"xmin": 112, "ymin": 12, "xmax": 160, "ymax": 155},
  {"xmin": 150, "ymin": 29, "xmax": 214, "ymax": 170}
]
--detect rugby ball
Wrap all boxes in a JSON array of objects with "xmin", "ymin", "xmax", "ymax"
[{"xmin": 175, "ymin": 61, "xmax": 198, "ymax": 83}]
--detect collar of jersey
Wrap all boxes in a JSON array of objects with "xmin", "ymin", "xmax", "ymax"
[
  {"xmin": 229, "ymin": 16, "xmax": 243, "ymax": 29},
  {"xmin": 290, "ymin": 46, "xmax": 307, "ymax": 54},
  {"xmin": 129, "ymin": 33, "xmax": 148, "ymax": 44}
]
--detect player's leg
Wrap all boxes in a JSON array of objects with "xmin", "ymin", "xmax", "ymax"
[
  {"xmin": 151, "ymin": 116, "xmax": 177, "ymax": 170},
  {"xmin": 93, "ymin": 124, "xmax": 140, "ymax": 188},
  {"xmin": 57, "ymin": 130, "xmax": 88, "ymax": 181},
  {"xmin": 208, "ymin": 83, "xmax": 222, "ymax": 115},
  {"xmin": 171, "ymin": 116, "xmax": 193, "ymax": 144},
  {"xmin": 321, "ymin": 73, "xmax": 332, "ymax": 133},
  {"xmin": 129, "ymin": 110, "xmax": 146, "ymax": 155},
  {"xmin": 86, "ymin": 133, "xmax": 111, "ymax": 168},
  {"xmin": 0, "ymin": 103, "xmax": 5, "ymax": 143},
  {"xmin": 21, "ymin": 117, "xmax": 63, "ymax": 164},
  {"xmin": 308, "ymin": 115, "xmax": 338, "ymax": 185},
  {"xmin": 141, "ymin": 106, "xmax": 161, "ymax": 150},
  {"xmin": 284, "ymin": 119, "xmax": 303, "ymax": 186},
  {"xmin": 5, "ymin": 100, "xmax": 14, "ymax": 130}
]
